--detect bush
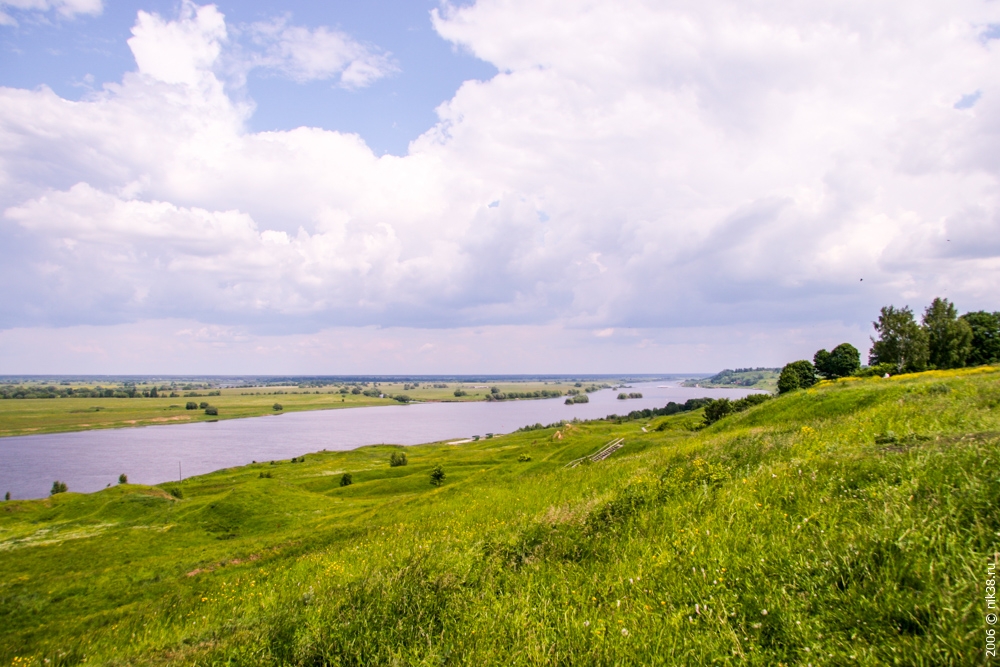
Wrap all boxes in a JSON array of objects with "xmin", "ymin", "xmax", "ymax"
[
  {"xmin": 854, "ymin": 362, "xmax": 896, "ymax": 377},
  {"xmin": 394, "ymin": 395, "xmax": 411, "ymax": 403},
  {"xmin": 518, "ymin": 453, "xmax": 532, "ymax": 462},
  {"xmin": 389, "ymin": 451, "xmax": 408, "ymax": 467},
  {"xmin": 429, "ymin": 464, "xmax": 445, "ymax": 487},
  {"xmin": 703, "ymin": 398, "xmax": 733, "ymax": 425},
  {"xmin": 50, "ymin": 481, "xmax": 68, "ymax": 495},
  {"xmin": 4, "ymin": 491, "xmax": 10, "ymax": 501},
  {"xmin": 453, "ymin": 389, "xmax": 467, "ymax": 397},
  {"xmin": 118, "ymin": 473, "xmax": 127, "ymax": 485},
  {"xmin": 204, "ymin": 406, "xmax": 218, "ymax": 416},
  {"xmin": 703, "ymin": 393, "xmax": 773, "ymax": 426},
  {"xmin": 778, "ymin": 360, "xmax": 817, "ymax": 394},
  {"xmin": 165, "ymin": 486, "xmax": 183, "ymax": 499},
  {"xmin": 273, "ymin": 403, "xmax": 283, "ymax": 411},
  {"xmin": 185, "ymin": 401, "xmax": 197, "ymax": 410},
  {"xmin": 259, "ymin": 471, "xmax": 273, "ymax": 479},
  {"xmin": 199, "ymin": 401, "xmax": 209, "ymax": 409},
  {"xmin": 814, "ymin": 343, "xmax": 861, "ymax": 379},
  {"xmin": 340, "ymin": 473, "xmax": 353, "ymax": 487}
]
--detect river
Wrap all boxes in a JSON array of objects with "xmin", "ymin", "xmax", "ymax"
[{"xmin": 0, "ymin": 381, "xmax": 760, "ymax": 499}]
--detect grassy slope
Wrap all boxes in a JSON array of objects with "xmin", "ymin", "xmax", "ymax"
[
  {"xmin": 1, "ymin": 369, "xmax": 998, "ymax": 665},
  {"xmin": 0, "ymin": 381, "xmax": 575, "ymax": 437}
]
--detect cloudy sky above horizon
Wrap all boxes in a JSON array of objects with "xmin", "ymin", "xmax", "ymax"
[{"xmin": 1, "ymin": 0, "xmax": 998, "ymax": 374}]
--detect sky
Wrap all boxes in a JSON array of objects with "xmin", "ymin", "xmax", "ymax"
[{"xmin": 0, "ymin": 0, "xmax": 998, "ymax": 374}]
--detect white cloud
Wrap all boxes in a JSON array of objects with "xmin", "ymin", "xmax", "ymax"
[
  {"xmin": 0, "ymin": 0, "xmax": 100, "ymax": 24},
  {"xmin": 2, "ymin": 0, "xmax": 1000, "ymax": 366},
  {"xmin": 128, "ymin": 2, "xmax": 226, "ymax": 88},
  {"xmin": 242, "ymin": 17, "xmax": 397, "ymax": 88}
]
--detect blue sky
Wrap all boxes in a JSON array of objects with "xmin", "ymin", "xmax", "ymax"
[
  {"xmin": 0, "ymin": 0, "xmax": 998, "ymax": 374},
  {"xmin": 0, "ymin": 0, "xmax": 495, "ymax": 155}
]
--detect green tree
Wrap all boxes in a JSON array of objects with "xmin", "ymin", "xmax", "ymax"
[
  {"xmin": 922, "ymin": 298, "xmax": 972, "ymax": 369},
  {"xmin": 272, "ymin": 403, "xmax": 283, "ymax": 411},
  {"xmin": 429, "ymin": 464, "xmax": 445, "ymax": 487},
  {"xmin": 869, "ymin": 305, "xmax": 929, "ymax": 373},
  {"xmin": 50, "ymin": 481, "xmax": 68, "ymax": 495},
  {"xmin": 777, "ymin": 360, "xmax": 817, "ymax": 394},
  {"xmin": 339, "ymin": 473, "xmax": 353, "ymax": 487},
  {"xmin": 960, "ymin": 310, "xmax": 1000, "ymax": 366},
  {"xmin": 389, "ymin": 451, "xmax": 408, "ymax": 467},
  {"xmin": 118, "ymin": 473, "xmax": 128, "ymax": 485},
  {"xmin": 813, "ymin": 343, "xmax": 861, "ymax": 379},
  {"xmin": 703, "ymin": 398, "xmax": 732, "ymax": 425}
]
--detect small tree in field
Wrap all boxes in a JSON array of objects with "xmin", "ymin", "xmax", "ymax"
[
  {"xmin": 962, "ymin": 310, "xmax": 1000, "ymax": 365},
  {"xmin": 118, "ymin": 473, "xmax": 128, "ymax": 484},
  {"xmin": 429, "ymin": 464, "xmax": 445, "ymax": 487},
  {"xmin": 703, "ymin": 398, "xmax": 733, "ymax": 425},
  {"xmin": 778, "ymin": 360, "xmax": 817, "ymax": 394},
  {"xmin": 869, "ymin": 305, "xmax": 928, "ymax": 373},
  {"xmin": 340, "ymin": 473, "xmax": 353, "ymax": 487},
  {"xmin": 813, "ymin": 343, "xmax": 861, "ymax": 379},
  {"xmin": 389, "ymin": 451, "xmax": 408, "ymax": 467},
  {"xmin": 922, "ymin": 297, "xmax": 972, "ymax": 369},
  {"xmin": 50, "ymin": 481, "xmax": 68, "ymax": 495}
]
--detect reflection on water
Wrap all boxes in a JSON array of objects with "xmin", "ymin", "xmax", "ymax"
[{"xmin": 0, "ymin": 381, "xmax": 761, "ymax": 499}]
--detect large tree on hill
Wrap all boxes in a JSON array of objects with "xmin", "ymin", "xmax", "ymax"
[
  {"xmin": 813, "ymin": 343, "xmax": 861, "ymax": 379},
  {"xmin": 869, "ymin": 305, "xmax": 929, "ymax": 373},
  {"xmin": 922, "ymin": 297, "xmax": 972, "ymax": 369},
  {"xmin": 777, "ymin": 360, "xmax": 817, "ymax": 394},
  {"xmin": 961, "ymin": 310, "xmax": 1000, "ymax": 366}
]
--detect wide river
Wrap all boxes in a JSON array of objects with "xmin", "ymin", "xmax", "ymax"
[{"xmin": 1, "ymin": 381, "xmax": 760, "ymax": 499}]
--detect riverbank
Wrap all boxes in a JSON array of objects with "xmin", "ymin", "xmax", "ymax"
[
  {"xmin": 1, "ymin": 367, "xmax": 994, "ymax": 664},
  {"xmin": 0, "ymin": 382, "xmax": 757, "ymax": 499},
  {"xmin": 0, "ymin": 380, "xmax": 611, "ymax": 438}
]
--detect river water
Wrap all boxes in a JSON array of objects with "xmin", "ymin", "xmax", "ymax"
[{"xmin": 0, "ymin": 381, "xmax": 759, "ymax": 499}]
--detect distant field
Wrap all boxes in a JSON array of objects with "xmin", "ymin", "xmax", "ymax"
[
  {"xmin": 0, "ymin": 367, "xmax": 995, "ymax": 664},
  {"xmin": 0, "ymin": 380, "xmax": 604, "ymax": 437}
]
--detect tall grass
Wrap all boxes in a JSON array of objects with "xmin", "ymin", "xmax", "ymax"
[{"xmin": 1, "ymin": 368, "xmax": 997, "ymax": 665}]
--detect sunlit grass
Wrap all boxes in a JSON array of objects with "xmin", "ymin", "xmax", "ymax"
[{"xmin": 1, "ymin": 368, "xmax": 997, "ymax": 664}]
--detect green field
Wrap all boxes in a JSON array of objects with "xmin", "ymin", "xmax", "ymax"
[
  {"xmin": 0, "ymin": 380, "xmax": 595, "ymax": 438},
  {"xmin": 1, "ymin": 368, "xmax": 997, "ymax": 665}
]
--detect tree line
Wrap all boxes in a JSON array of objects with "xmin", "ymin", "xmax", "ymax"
[{"xmin": 778, "ymin": 298, "xmax": 1000, "ymax": 393}]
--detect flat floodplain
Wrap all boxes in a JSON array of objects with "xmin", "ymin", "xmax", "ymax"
[
  {"xmin": 1, "ymin": 367, "xmax": 997, "ymax": 664},
  {"xmin": 0, "ymin": 380, "xmax": 592, "ymax": 438}
]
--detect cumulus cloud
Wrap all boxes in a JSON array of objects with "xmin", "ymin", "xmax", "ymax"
[{"xmin": 1, "ymin": 0, "xmax": 999, "ymax": 351}]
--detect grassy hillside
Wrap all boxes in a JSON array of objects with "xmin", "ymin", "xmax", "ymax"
[
  {"xmin": 1, "ymin": 368, "xmax": 997, "ymax": 665},
  {"xmin": 683, "ymin": 368, "xmax": 780, "ymax": 392}
]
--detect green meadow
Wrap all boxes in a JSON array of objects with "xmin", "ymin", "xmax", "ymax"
[
  {"xmin": 1, "ymin": 368, "xmax": 998, "ymax": 665},
  {"xmin": 0, "ymin": 381, "xmax": 579, "ymax": 437}
]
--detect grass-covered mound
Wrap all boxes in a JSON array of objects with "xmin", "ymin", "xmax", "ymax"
[{"xmin": 1, "ymin": 368, "xmax": 997, "ymax": 665}]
